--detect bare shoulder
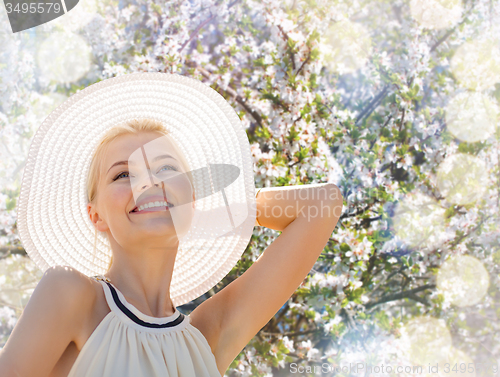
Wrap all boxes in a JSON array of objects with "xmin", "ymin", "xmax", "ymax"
[
  {"xmin": 42, "ymin": 266, "xmax": 98, "ymax": 323},
  {"xmin": 45, "ymin": 267, "xmax": 106, "ymax": 343},
  {"xmin": 43, "ymin": 265, "xmax": 96, "ymax": 287},
  {"xmin": 42, "ymin": 265, "xmax": 97, "ymax": 305}
]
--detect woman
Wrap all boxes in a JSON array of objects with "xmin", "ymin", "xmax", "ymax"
[{"xmin": 0, "ymin": 73, "xmax": 343, "ymax": 377}]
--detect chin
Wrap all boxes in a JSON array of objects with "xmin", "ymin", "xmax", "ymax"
[
  {"xmin": 133, "ymin": 229, "xmax": 180, "ymax": 245},
  {"xmin": 129, "ymin": 209, "xmax": 195, "ymax": 240}
]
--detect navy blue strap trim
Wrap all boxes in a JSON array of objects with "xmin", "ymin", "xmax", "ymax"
[{"xmin": 105, "ymin": 282, "xmax": 184, "ymax": 328}]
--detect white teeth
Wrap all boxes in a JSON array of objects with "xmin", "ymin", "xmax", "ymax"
[{"xmin": 135, "ymin": 201, "xmax": 173, "ymax": 212}]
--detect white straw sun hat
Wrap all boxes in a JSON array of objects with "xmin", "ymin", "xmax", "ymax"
[{"xmin": 16, "ymin": 72, "xmax": 257, "ymax": 307}]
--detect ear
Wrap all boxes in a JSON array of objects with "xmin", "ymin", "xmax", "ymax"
[
  {"xmin": 87, "ymin": 203, "xmax": 108, "ymax": 232},
  {"xmin": 192, "ymin": 192, "xmax": 195, "ymax": 209}
]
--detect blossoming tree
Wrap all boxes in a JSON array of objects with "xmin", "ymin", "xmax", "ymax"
[{"xmin": 1, "ymin": 0, "xmax": 500, "ymax": 375}]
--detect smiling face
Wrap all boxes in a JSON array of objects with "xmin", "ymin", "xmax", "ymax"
[{"xmin": 87, "ymin": 131, "xmax": 195, "ymax": 250}]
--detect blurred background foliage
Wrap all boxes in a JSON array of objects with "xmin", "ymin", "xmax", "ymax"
[{"xmin": 1, "ymin": 0, "xmax": 500, "ymax": 375}]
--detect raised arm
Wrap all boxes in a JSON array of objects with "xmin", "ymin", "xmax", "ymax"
[
  {"xmin": 195, "ymin": 183, "xmax": 343, "ymax": 372},
  {"xmin": 0, "ymin": 265, "xmax": 95, "ymax": 377}
]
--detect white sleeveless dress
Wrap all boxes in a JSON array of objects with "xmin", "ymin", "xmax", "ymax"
[{"xmin": 67, "ymin": 275, "xmax": 222, "ymax": 377}]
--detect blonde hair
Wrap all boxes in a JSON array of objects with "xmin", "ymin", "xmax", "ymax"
[{"xmin": 86, "ymin": 118, "xmax": 192, "ymax": 272}]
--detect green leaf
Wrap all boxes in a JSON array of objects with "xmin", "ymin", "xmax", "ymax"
[{"xmin": 340, "ymin": 242, "xmax": 351, "ymax": 252}]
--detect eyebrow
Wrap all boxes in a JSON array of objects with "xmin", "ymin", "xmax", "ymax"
[{"xmin": 106, "ymin": 154, "xmax": 177, "ymax": 175}]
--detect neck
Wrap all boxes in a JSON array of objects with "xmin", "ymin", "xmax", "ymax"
[{"xmin": 104, "ymin": 243, "xmax": 178, "ymax": 318}]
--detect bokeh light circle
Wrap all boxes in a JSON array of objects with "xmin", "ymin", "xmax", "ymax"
[
  {"xmin": 322, "ymin": 20, "xmax": 372, "ymax": 75},
  {"xmin": 441, "ymin": 347, "xmax": 476, "ymax": 376},
  {"xmin": 53, "ymin": 0, "xmax": 99, "ymax": 31},
  {"xmin": 451, "ymin": 38, "xmax": 500, "ymax": 91},
  {"xmin": 445, "ymin": 91, "xmax": 499, "ymax": 143},
  {"xmin": 36, "ymin": 31, "xmax": 92, "ymax": 84},
  {"xmin": 401, "ymin": 316, "xmax": 452, "ymax": 365},
  {"xmin": 392, "ymin": 191, "xmax": 446, "ymax": 250},
  {"xmin": 436, "ymin": 153, "xmax": 488, "ymax": 205},
  {"xmin": 437, "ymin": 255, "xmax": 490, "ymax": 307},
  {"xmin": 410, "ymin": 0, "xmax": 462, "ymax": 30},
  {"xmin": 30, "ymin": 92, "xmax": 68, "ymax": 125}
]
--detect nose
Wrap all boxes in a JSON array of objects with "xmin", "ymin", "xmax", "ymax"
[
  {"xmin": 139, "ymin": 172, "xmax": 161, "ymax": 191},
  {"xmin": 133, "ymin": 168, "xmax": 161, "ymax": 192},
  {"xmin": 141, "ymin": 183, "xmax": 160, "ymax": 191},
  {"xmin": 142, "ymin": 182, "xmax": 160, "ymax": 190}
]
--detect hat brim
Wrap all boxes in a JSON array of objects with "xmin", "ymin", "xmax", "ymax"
[{"xmin": 16, "ymin": 72, "xmax": 257, "ymax": 306}]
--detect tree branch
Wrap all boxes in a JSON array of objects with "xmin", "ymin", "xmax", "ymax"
[
  {"xmin": 276, "ymin": 25, "xmax": 296, "ymax": 71},
  {"xmin": 430, "ymin": 6, "xmax": 475, "ymax": 53},
  {"xmin": 365, "ymin": 284, "xmax": 436, "ymax": 309},
  {"xmin": 178, "ymin": 0, "xmax": 240, "ymax": 54},
  {"xmin": 355, "ymin": 85, "xmax": 389, "ymax": 125},
  {"xmin": 185, "ymin": 61, "xmax": 264, "ymax": 128},
  {"xmin": 260, "ymin": 328, "xmax": 319, "ymax": 338},
  {"xmin": 179, "ymin": 13, "xmax": 217, "ymax": 54},
  {"xmin": 369, "ymin": 266, "xmax": 407, "ymax": 295},
  {"xmin": 0, "ymin": 245, "xmax": 27, "ymax": 260},
  {"xmin": 362, "ymin": 249, "xmax": 378, "ymax": 286},
  {"xmin": 340, "ymin": 200, "xmax": 378, "ymax": 220},
  {"xmin": 295, "ymin": 48, "xmax": 311, "ymax": 77}
]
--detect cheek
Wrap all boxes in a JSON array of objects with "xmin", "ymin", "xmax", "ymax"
[
  {"xmin": 166, "ymin": 174, "xmax": 193, "ymax": 196},
  {"xmin": 105, "ymin": 183, "xmax": 132, "ymax": 208},
  {"xmin": 180, "ymin": 179, "xmax": 194, "ymax": 199}
]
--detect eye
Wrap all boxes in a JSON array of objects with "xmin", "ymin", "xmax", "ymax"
[
  {"xmin": 157, "ymin": 164, "xmax": 178, "ymax": 173},
  {"xmin": 112, "ymin": 171, "xmax": 130, "ymax": 181},
  {"xmin": 112, "ymin": 165, "xmax": 178, "ymax": 182}
]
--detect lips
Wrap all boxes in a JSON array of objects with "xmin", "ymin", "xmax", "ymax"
[
  {"xmin": 129, "ymin": 195, "xmax": 174, "ymax": 213},
  {"xmin": 130, "ymin": 205, "xmax": 171, "ymax": 214},
  {"xmin": 130, "ymin": 204, "xmax": 171, "ymax": 213}
]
